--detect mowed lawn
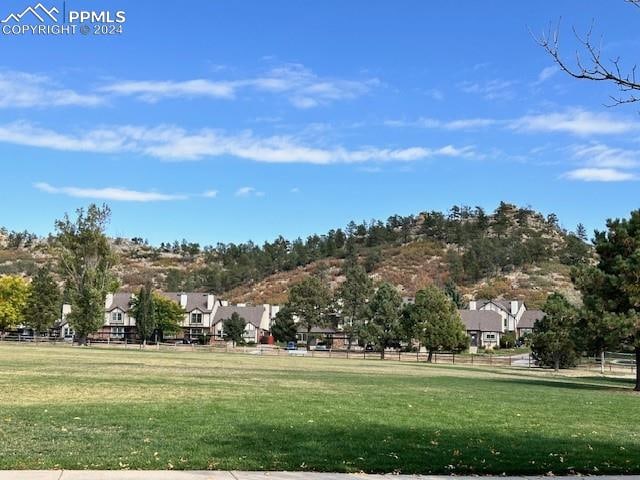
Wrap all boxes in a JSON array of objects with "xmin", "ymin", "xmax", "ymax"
[{"xmin": 0, "ymin": 344, "xmax": 638, "ymax": 474}]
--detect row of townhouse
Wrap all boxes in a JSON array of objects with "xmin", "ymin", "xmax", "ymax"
[
  {"xmin": 52, "ymin": 290, "xmax": 544, "ymax": 350},
  {"xmin": 57, "ymin": 291, "xmax": 279, "ymax": 343}
]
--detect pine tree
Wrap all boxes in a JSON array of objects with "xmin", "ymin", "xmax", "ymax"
[
  {"xmin": 338, "ymin": 258, "xmax": 373, "ymax": 350},
  {"xmin": 361, "ymin": 282, "xmax": 402, "ymax": 359},
  {"xmin": 223, "ymin": 312, "xmax": 246, "ymax": 347},
  {"xmin": 408, "ymin": 285, "xmax": 468, "ymax": 362},
  {"xmin": 286, "ymin": 276, "xmax": 332, "ymax": 351},
  {"xmin": 530, "ymin": 293, "xmax": 578, "ymax": 371}
]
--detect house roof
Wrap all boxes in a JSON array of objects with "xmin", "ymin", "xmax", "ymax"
[
  {"xmin": 159, "ymin": 292, "xmax": 214, "ymax": 313},
  {"xmin": 213, "ymin": 305, "xmax": 266, "ymax": 328},
  {"xmin": 518, "ymin": 309, "xmax": 545, "ymax": 329},
  {"xmin": 475, "ymin": 299, "xmax": 524, "ymax": 315},
  {"xmin": 106, "ymin": 292, "xmax": 134, "ymax": 312},
  {"xmin": 458, "ymin": 310, "xmax": 503, "ymax": 333}
]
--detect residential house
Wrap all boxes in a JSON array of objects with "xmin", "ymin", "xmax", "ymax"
[
  {"xmin": 459, "ymin": 299, "xmax": 545, "ymax": 349},
  {"xmin": 212, "ymin": 302, "xmax": 271, "ymax": 343}
]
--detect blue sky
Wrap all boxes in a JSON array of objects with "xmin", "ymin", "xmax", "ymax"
[{"xmin": 1, "ymin": 0, "xmax": 639, "ymax": 245}]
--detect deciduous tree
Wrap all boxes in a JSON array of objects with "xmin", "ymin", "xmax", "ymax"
[
  {"xmin": 0, "ymin": 275, "xmax": 30, "ymax": 333},
  {"xmin": 55, "ymin": 204, "xmax": 115, "ymax": 345},
  {"xmin": 24, "ymin": 266, "xmax": 61, "ymax": 336}
]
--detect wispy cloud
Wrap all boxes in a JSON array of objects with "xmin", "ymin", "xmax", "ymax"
[
  {"xmin": 235, "ymin": 186, "xmax": 265, "ymax": 197},
  {"xmin": 202, "ymin": 190, "xmax": 218, "ymax": 198},
  {"xmin": 458, "ymin": 79, "xmax": 515, "ymax": 100},
  {"xmin": 510, "ymin": 109, "xmax": 637, "ymax": 136},
  {"xmin": 570, "ymin": 143, "xmax": 640, "ymax": 169},
  {"xmin": 0, "ymin": 121, "xmax": 475, "ymax": 164},
  {"xmin": 532, "ymin": 66, "xmax": 559, "ymax": 86},
  {"xmin": 100, "ymin": 63, "xmax": 379, "ymax": 108},
  {"xmin": 34, "ymin": 182, "xmax": 187, "ymax": 202},
  {"xmin": 563, "ymin": 168, "xmax": 637, "ymax": 182},
  {"xmin": 385, "ymin": 117, "xmax": 496, "ymax": 130},
  {"xmin": 0, "ymin": 70, "xmax": 103, "ymax": 108}
]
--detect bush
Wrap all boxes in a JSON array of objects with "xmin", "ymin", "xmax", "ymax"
[{"xmin": 500, "ymin": 332, "xmax": 517, "ymax": 349}]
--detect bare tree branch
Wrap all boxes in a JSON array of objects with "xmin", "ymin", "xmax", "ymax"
[{"xmin": 533, "ymin": 8, "xmax": 640, "ymax": 106}]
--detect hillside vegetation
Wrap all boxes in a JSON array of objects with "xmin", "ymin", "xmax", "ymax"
[{"xmin": 0, "ymin": 202, "xmax": 590, "ymax": 306}]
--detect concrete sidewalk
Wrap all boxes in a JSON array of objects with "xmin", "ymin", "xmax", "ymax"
[{"xmin": 0, "ymin": 472, "xmax": 639, "ymax": 480}]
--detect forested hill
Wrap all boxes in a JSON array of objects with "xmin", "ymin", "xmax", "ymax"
[{"xmin": 0, "ymin": 202, "xmax": 591, "ymax": 307}]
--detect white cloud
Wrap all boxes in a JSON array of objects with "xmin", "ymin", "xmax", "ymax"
[
  {"xmin": 34, "ymin": 182, "xmax": 186, "ymax": 202},
  {"xmin": 0, "ymin": 70, "xmax": 103, "ymax": 108},
  {"xmin": 290, "ymin": 187, "xmax": 300, "ymax": 193},
  {"xmin": 424, "ymin": 88, "xmax": 444, "ymax": 101},
  {"xmin": 0, "ymin": 121, "xmax": 475, "ymax": 164},
  {"xmin": 384, "ymin": 117, "xmax": 496, "ymax": 130},
  {"xmin": 235, "ymin": 186, "xmax": 264, "ymax": 197},
  {"xmin": 458, "ymin": 79, "xmax": 515, "ymax": 100},
  {"xmin": 202, "ymin": 190, "xmax": 218, "ymax": 198},
  {"xmin": 563, "ymin": 168, "xmax": 637, "ymax": 182},
  {"xmin": 537, "ymin": 66, "xmax": 558, "ymax": 83},
  {"xmin": 101, "ymin": 63, "xmax": 378, "ymax": 108},
  {"xmin": 570, "ymin": 143, "xmax": 640, "ymax": 169},
  {"xmin": 100, "ymin": 79, "xmax": 236, "ymax": 102},
  {"xmin": 510, "ymin": 109, "xmax": 637, "ymax": 136}
]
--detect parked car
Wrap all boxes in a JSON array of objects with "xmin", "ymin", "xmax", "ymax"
[
  {"xmin": 315, "ymin": 344, "xmax": 329, "ymax": 351},
  {"xmin": 285, "ymin": 341, "xmax": 297, "ymax": 350}
]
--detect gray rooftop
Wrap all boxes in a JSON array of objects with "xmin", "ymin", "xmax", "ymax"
[
  {"xmin": 458, "ymin": 309, "xmax": 503, "ymax": 332},
  {"xmin": 519, "ymin": 309, "xmax": 545, "ymax": 329},
  {"xmin": 106, "ymin": 292, "xmax": 134, "ymax": 312},
  {"xmin": 213, "ymin": 305, "xmax": 266, "ymax": 328},
  {"xmin": 159, "ymin": 292, "xmax": 214, "ymax": 313}
]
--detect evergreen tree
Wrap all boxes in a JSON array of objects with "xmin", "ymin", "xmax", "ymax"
[
  {"xmin": 223, "ymin": 312, "xmax": 246, "ymax": 347},
  {"xmin": 24, "ymin": 266, "xmax": 61, "ymax": 336},
  {"xmin": 338, "ymin": 258, "xmax": 373, "ymax": 350},
  {"xmin": 530, "ymin": 293, "xmax": 578, "ymax": 371},
  {"xmin": 361, "ymin": 282, "xmax": 402, "ymax": 359},
  {"xmin": 270, "ymin": 307, "xmax": 297, "ymax": 343},
  {"xmin": 571, "ymin": 210, "xmax": 640, "ymax": 389},
  {"xmin": 408, "ymin": 285, "xmax": 468, "ymax": 362},
  {"xmin": 55, "ymin": 204, "xmax": 115, "ymax": 345},
  {"xmin": 286, "ymin": 275, "xmax": 332, "ymax": 350},
  {"xmin": 130, "ymin": 281, "xmax": 155, "ymax": 345}
]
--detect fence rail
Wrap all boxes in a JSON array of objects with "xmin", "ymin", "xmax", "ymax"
[{"xmin": 0, "ymin": 335, "xmax": 636, "ymax": 375}]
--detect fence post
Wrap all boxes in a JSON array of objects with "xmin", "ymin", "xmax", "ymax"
[
  {"xmin": 528, "ymin": 354, "xmax": 531, "ymax": 368},
  {"xmin": 452, "ymin": 353, "xmax": 455, "ymax": 365},
  {"xmin": 398, "ymin": 350, "xmax": 401, "ymax": 361}
]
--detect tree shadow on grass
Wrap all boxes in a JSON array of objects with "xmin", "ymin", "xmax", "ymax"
[
  {"xmin": 485, "ymin": 376, "xmax": 636, "ymax": 393},
  {"xmin": 197, "ymin": 421, "xmax": 640, "ymax": 475}
]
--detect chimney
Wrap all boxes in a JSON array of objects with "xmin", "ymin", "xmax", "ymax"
[
  {"xmin": 180, "ymin": 293, "xmax": 188, "ymax": 308},
  {"xmin": 221, "ymin": 300, "xmax": 229, "ymax": 307},
  {"xmin": 510, "ymin": 301, "xmax": 518, "ymax": 315},
  {"xmin": 207, "ymin": 294, "xmax": 214, "ymax": 311},
  {"xmin": 469, "ymin": 300, "xmax": 476, "ymax": 311},
  {"xmin": 105, "ymin": 293, "xmax": 114, "ymax": 309}
]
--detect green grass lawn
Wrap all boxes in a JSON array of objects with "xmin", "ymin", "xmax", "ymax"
[{"xmin": 0, "ymin": 344, "xmax": 638, "ymax": 474}]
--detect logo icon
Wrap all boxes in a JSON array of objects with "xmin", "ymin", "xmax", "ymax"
[{"xmin": 1, "ymin": 3, "xmax": 59, "ymax": 23}]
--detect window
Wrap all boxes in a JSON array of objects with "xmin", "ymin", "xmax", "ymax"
[
  {"xmin": 190, "ymin": 328, "xmax": 202, "ymax": 336},
  {"xmin": 190, "ymin": 312, "xmax": 203, "ymax": 324},
  {"xmin": 111, "ymin": 312, "xmax": 123, "ymax": 324},
  {"xmin": 110, "ymin": 327, "xmax": 124, "ymax": 338},
  {"xmin": 486, "ymin": 333, "xmax": 496, "ymax": 340},
  {"xmin": 503, "ymin": 318, "xmax": 508, "ymax": 328}
]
